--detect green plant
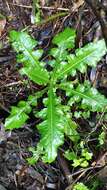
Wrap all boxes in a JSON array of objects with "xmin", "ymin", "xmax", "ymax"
[
  {"xmin": 98, "ymin": 130, "xmax": 106, "ymax": 145},
  {"xmin": 31, "ymin": 0, "xmax": 68, "ymax": 25},
  {"xmin": 73, "ymin": 182, "xmax": 89, "ymax": 190},
  {"xmin": 31, "ymin": 0, "xmax": 41, "ymax": 24},
  {"xmin": 64, "ymin": 141, "xmax": 93, "ymax": 168},
  {"xmin": 4, "ymin": 27, "xmax": 107, "ymax": 163}
]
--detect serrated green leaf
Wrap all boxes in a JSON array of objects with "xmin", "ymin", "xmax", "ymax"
[
  {"xmin": 98, "ymin": 131, "xmax": 105, "ymax": 145},
  {"xmin": 60, "ymin": 82, "xmax": 107, "ymax": 112},
  {"xmin": 64, "ymin": 118, "xmax": 80, "ymax": 142},
  {"xmin": 64, "ymin": 150, "xmax": 77, "ymax": 161},
  {"xmin": 73, "ymin": 183, "xmax": 89, "ymax": 190},
  {"xmin": 9, "ymin": 30, "xmax": 40, "ymax": 68},
  {"xmin": 17, "ymin": 49, "xmax": 43, "ymax": 64},
  {"xmin": 9, "ymin": 30, "xmax": 49, "ymax": 85},
  {"xmin": 50, "ymin": 28, "xmax": 76, "ymax": 61},
  {"xmin": 74, "ymin": 111, "xmax": 82, "ymax": 118},
  {"xmin": 56, "ymin": 39, "xmax": 106, "ymax": 79},
  {"xmin": 5, "ymin": 101, "xmax": 32, "ymax": 130},
  {"xmin": 80, "ymin": 160, "xmax": 89, "ymax": 167},
  {"xmin": 50, "ymin": 47, "xmax": 68, "ymax": 61},
  {"xmin": 74, "ymin": 111, "xmax": 90, "ymax": 119},
  {"xmin": 82, "ymin": 111, "xmax": 90, "ymax": 119},
  {"xmin": 20, "ymin": 66, "xmax": 49, "ymax": 85},
  {"xmin": 36, "ymin": 86, "xmax": 65, "ymax": 163},
  {"xmin": 70, "ymin": 85, "xmax": 107, "ymax": 112},
  {"xmin": 4, "ymin": 88, "xmax": 47, "ymax": 130},
  {"xmin": 52, "ymin": 27, "xmax": 76, "ymax": 49},
  {"xmin": 34, "ymin": 87, "xmax": 80, "ymax": 163},
  {"xmin": 82, "ymin": 149, "xmax": 93, "ymax": 160},
  {"xmin": 9, "ymin": 30, "xmax": 38, "ymax": 52},
  {"xmin": 27, "ymin": 146, "xmax": 43, "ymax": 165},
  {"xmin": 72, "ymin": 158, "xmax": 83, "ymax": 167}
]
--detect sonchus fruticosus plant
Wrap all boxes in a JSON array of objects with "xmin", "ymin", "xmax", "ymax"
[{"xmin": 4, "ymin": 28, "xmax": 107, "ymax": 163}]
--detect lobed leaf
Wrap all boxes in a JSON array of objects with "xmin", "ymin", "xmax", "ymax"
[
  {"xmin": 5, "ymin": 101, "xmax": 32, "ymax": 130},
  {"xmin": 50, "ymin": 27, "xmax": 76, "ymax": 61},
  {"xmin": 52, "ymin": 27, "xmax": 76, "ymax": 49},
  {"xmin": 64, "ymin": 150, "xmax": 77, "ymax": 161},
  {"xmin": 70, "ymin": 85, "xmax": 107, "ymax": 112},
  {"xmin": 5, "ymin": 88, "xmax": 47, "ymax": 130},
  {"xmin": 34, "ymin": 85, "xmax": 80, "ymax": 163},
  {"xmin": 20, "ymin": 66, "xmax": 49, "ymax": 85},
  {"xmin": 9, "ymin": 30, "xmax": 38, "ymax": 52},
  {"xmin": 63, "ymin": 115, "xmax": 80, "ymax": 142},
  {"xmin": 60, "ymin": 82, "xmax": 107, "ymax": 112},
  {"xmin": 9, "ymin": 30, "xmax": 49, "ymax": 85},
  {"xmin": 73, "ymin": 183, "xmax": 89, "ymax": 190},
  {"xmin": 50, "ymin": 47, "xmax": 68, "ymax": 61},
  {"xmin": 36, "ymin": 85, "xmax": 65, "ymax": 163},
  {"xmin": 56, "ymin": 39, "xmax": 107, "ymax": 79}
]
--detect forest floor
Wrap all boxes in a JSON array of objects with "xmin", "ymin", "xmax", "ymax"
[{"xmin": 0, "ymin": 0, "xmax": 107, "ymax": 190}]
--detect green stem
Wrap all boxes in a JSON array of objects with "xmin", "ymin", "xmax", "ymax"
[{"xmin": 37, "ymin": 12, "xmax": 68, "ymax": 25}]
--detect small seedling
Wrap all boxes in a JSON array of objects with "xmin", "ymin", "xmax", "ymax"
[
  {"xmin": 73, "ymin": 182, "xmax": 89, "ymax": 190},
  {"xmin": 64, "ymin": 142, "xmax": 93, "ymax": 168}
]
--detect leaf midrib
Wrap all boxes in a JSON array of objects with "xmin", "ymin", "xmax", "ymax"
[
  {"xmin": 48, "ymin": 87, "xmax": 55, "ymax": 158},
  {"xmin": 71, "ymin": 89, "xmax": 104, "ymax": 108},
  {"xmin": 58, "ymin": 49, "xmax": 95, "ymax": 78},
  {"xmin": 19, "ymin": 37, "xmax": 40, "ymax": 68},
  {"xmin": 5, "ymin": 96, "xmax": 38, "ymax": 128},
  {"xmin": 24, "ymin": 67, "xmax": 48, "ymax": 83}
]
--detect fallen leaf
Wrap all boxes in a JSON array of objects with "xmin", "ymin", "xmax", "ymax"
[
  {"xmin": 73, "ymin": 0, "xmax": 84, "ymax": 10},
  {"xmin": 92, "ymin": 152, "xmax": 107, "ymax": 167},
  {"xmin": 0, "ymin": 19, "xmax": 6, "ymax": 37}
]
